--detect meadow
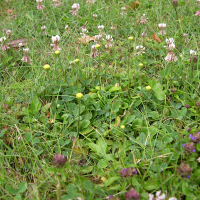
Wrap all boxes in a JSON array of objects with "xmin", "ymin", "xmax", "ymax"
[{"xmin": 0, "ymin": 0, "xmax": 200, "ymax": 199}]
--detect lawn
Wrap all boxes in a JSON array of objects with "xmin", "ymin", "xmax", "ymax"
[{"xmin": 0, "ymin": 0, "xmax": 200, "ymax": 199}]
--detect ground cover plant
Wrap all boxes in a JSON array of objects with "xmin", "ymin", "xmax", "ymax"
[{"xmin": 0, "ymin": 0, "xmax": 200, "ymax": 199}]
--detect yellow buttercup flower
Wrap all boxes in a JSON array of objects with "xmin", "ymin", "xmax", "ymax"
[
  {"xmin": 95, "ymin": 44, "xmax": 101, "ymax": 49},
  {"xmin": 128, "ymin": 36, "xmax": 133, "ymax": 41},
  {"xmin": 74, "ymin": 59, "xmax": 80, "ymax": 63},
  {"xmin": 43, "ymin": 64, "xmax": 50, "ymax": 71},
  {"xmin": 120, "ymin": 125, "xmax": 125, "ymax": 129},
  {"xmin": 55, "ymin": 50, "xmax": 60, "ymax": 55},
  {"xmin": 76, "ymin": 93, "xmax": 83, "ymax": 99},
  {"xmin": 139, "ymin": 63, "xmax": 143, "ymax": 67},
  {"xmin": 146, "ymin": 86, "xmax": 151, "ymax": 91}
]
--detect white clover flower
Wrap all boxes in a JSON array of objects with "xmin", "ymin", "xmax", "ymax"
[
  {"xmin": 41, "ymin": 26, "xmax": 46, "ymax": 30},
  {"xmin": 121, "ymin": 7, "xmax": 126, "ymax": 10},
  {"xmin": 106, "ymin": 35, "xmax": 113, "ymax": 41},
  {"xmin": 98, "ymin": 25, "xmax": 104, "ymax": 31},
  {"xmin": 136, "ymin": 45, "xmax": 145, "ymax": 50},
  {"xmin": 166, "ymin": 38, "xmax": 174, "ymax": 44},
  {"xmin": 23, "ymin": 48, "xmax": 29, "ymax": 53},
  {"xmin": 156, "ymin": 191, "xmax": 166, "ymax": 200},
  {"xmin": 36, "ymin": 0, "xmax": 43, "ymax": 2},
  {"xmin": 52, "ymin": 35, "xmax": 60, "ymax": 43},
  {"xmin": 6, "ymin": 30, "xmax": 11, "ymax": 34},
  {"xmin": 190, "ymin": 50, "xmax": 197, "ymax": 56},
  {"xmin": 72, "ymin": 3, "xmax": 80, "ymax": 10},
  {"xmin": 0, "ymin": 36, "xmax": 6, "ymax": 42},
  {"xmin": 18, "ymin": 43, "xmax": 23, "ymax": 47},
  {"xmin": 168, "ymin": 197, "xmax": 177, "ymax": 200},
  {"xmin": 158, "ymin": 23, "xmax": 166, "ymax": 28},
  {"xmin": 165, "ymin": 52, "xmax": 177, "ymax": 62},
  {"xmin": 93, "ymin": 14, "xmax": 97, "ymax": 18},
  {"xmin": 81, "ymin": 28, "xmax": 88, "ymax": 33}
]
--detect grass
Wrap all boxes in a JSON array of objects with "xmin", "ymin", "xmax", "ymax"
[{"xmin": 0, "ymin": 0, "xmax": 200, "ymax": 199}]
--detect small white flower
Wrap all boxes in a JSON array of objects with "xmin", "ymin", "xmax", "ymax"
[
  {"xmin": 81, "ymin": 28, "xmax": 88, "ymax": 33},
  {"xmin": 36, "ymin": 0, "xmax": 43, "ymax": 2},
  {"xmin": 148, "ymin": 194, "xmax": 154, "ymax": 200},
  {"xmin": 197, "ymin": 157, "xmax": 200, "ymax": 162},
  {"xmin": 183, "ymin": 33, "xmax": 188, "ymax": 37},
  {"xmin": 156, "ymin": 191, "xmax": 166, "ymax": 200},
  {"xmin": 190, "ymin": 50, "xmax": 196, "ymax": 56},
  {"xmin": 6, "ymin": 30, "xmax": 11, "ymax": 34},
  {"xmin": 136, "ymin": 45, "xmax": 145, "ymax": 50},
  {"xmin": 52, "ymin": 35, "xmax": 60, "ymax": 43},
  {"xmin": 41, "ymin": 26, "xmax": 46, "ymax": 30},
  {"xmin": 166, "ymin": 38, "xmax": 174, "ymax": 44},
  {"xmin": 72, "ymin": 3, "xmax": 80, "ymax": 10},
  {"xmin": 158, "ymin": 23, "xmax": 166, "ymax": 28},
  {"xmin": 98, "ymin": 25, "xmax": 104, "ymax": 31},
  {"xmin": 18, "ymin": 43, "xmax": 23, "ymax": 47},
  {"xmin": 23, "ymin": 48, "xmax": 29, "ymax": 53},
  {"xmin": 106, "ymin": 35, "xmax": 113, "ymax": 40},
  {"xmin": 0, "ymin": 36, "xmax": 6, "ymax": 42},
  {"xmin": 121, "ymin": 7, "xmax": 126, "ymax": 10},
  {"xmin": 168, "ymin": 197, "xmax": 177, "ymax": 200},
  {"xmin": 93, "ymin": 14, "xmax": 97, "ymax": 18}
]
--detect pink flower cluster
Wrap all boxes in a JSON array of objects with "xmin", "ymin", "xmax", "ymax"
[{"xmin": 165, "ymin": 38, "xmax": 177, "ymax": 62}]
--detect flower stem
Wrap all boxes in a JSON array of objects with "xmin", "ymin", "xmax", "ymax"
[{"xmin": 47, "ymin": 71, "xmax": 53, "ymax": 101}]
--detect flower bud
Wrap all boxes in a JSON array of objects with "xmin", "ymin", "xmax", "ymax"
[{"xmin": 139, "ymin": 63, "xmax": 143, "ymax": 67}]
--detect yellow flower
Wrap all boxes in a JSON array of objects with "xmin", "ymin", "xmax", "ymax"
[
  {"xmin": 95, "ymin": 44, "xmax": 101, "ymax": 49},
  {"xmin": 120, "ymin": 125, "xmax": 125, "ymax": 129},
  {"xmin": 43, "ymin": 64, "xmax": 50, "ymax": 71},
  {"xmin": 55, "ymin": 50, "xmax": 60, "ymax": 55},
  {"xmin": 76, "ymin": 93, "xmax": 83, "ymax": 99},
  {"xmin": 146, "ymin": 86, "xmax": 151, "ymax": 91},
  {"xmin": 74, "ymin": 59, "xmax": 80, "ymax": 63},
  {"xmin": 128, "ymin": 36, "xmax": 133, "ymax": 41},
  {"xmin": 139, "ymin": 63, "xmax": 143, "ymax": 67}
]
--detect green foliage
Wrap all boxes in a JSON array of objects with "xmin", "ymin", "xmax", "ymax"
[{"xmin": 0, "ymin": 0, "xmax": 200, "ymax": 199}]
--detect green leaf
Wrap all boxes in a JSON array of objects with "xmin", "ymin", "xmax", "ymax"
[
  {"xmin": 132, "ymin": 118, "xmax": 142, "ymax": 129},
  {"xmin": 81, "ymin": 166, "xmax": 93, "ymax": 174},
  {"xmin": 143, "ymin": 180, "xmax": 160, "ymax": 190},
  {"xmin": 18, "ymin": 181, "xmax": 27, "ymax": 193},
  {"xmin": 25, "ymin": 132, "xmax": 32, "ymax": 142},
  {"xmin": 97, "ymin": 159, "xmax": 108, "ymax": 169},
  {"xmin": 109, "ymin": 86, "xmax": 120, "ymax": 93},
  {"xmin": 41, "ymin": 103, "xmax": 51, "ymax": 113},
  {"xmin": 112, "ymin": 101, "xmax": 121, "ymax": 112},
  {"xmin": 149, "ymin": 79, "xmax": 165, "ymax": 101},
  {"xmin": 126, "ymin": 115, "xmax": 135, "ymax": 124},
  {"xmin": 105, "ymin": 177, "xmax": 120, "ymax": 187},
  {"xmin": 5, "ymin": 185, "xmax": 18, "ymax": 195},
  {"xmin": 88, "ymin": 138, "xmax": 107, "ymax": 156},
  {"xmin": 83, "ymin": 180, "xmax": 94, "ymax": 192},
  {"xmin": 14, "ymin": 193, "xmax": 22, "ymax": 200},
  {"xmin": 32, "ymin": 137, "xmax": 40, "ymax": 144},
  {"xmin": 80, "ymin": 119, "xmax": 90, "ymax": 130},
  {"xmin": 29, "ymin": 96, "xmax": 41, "ymax": 114}
]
